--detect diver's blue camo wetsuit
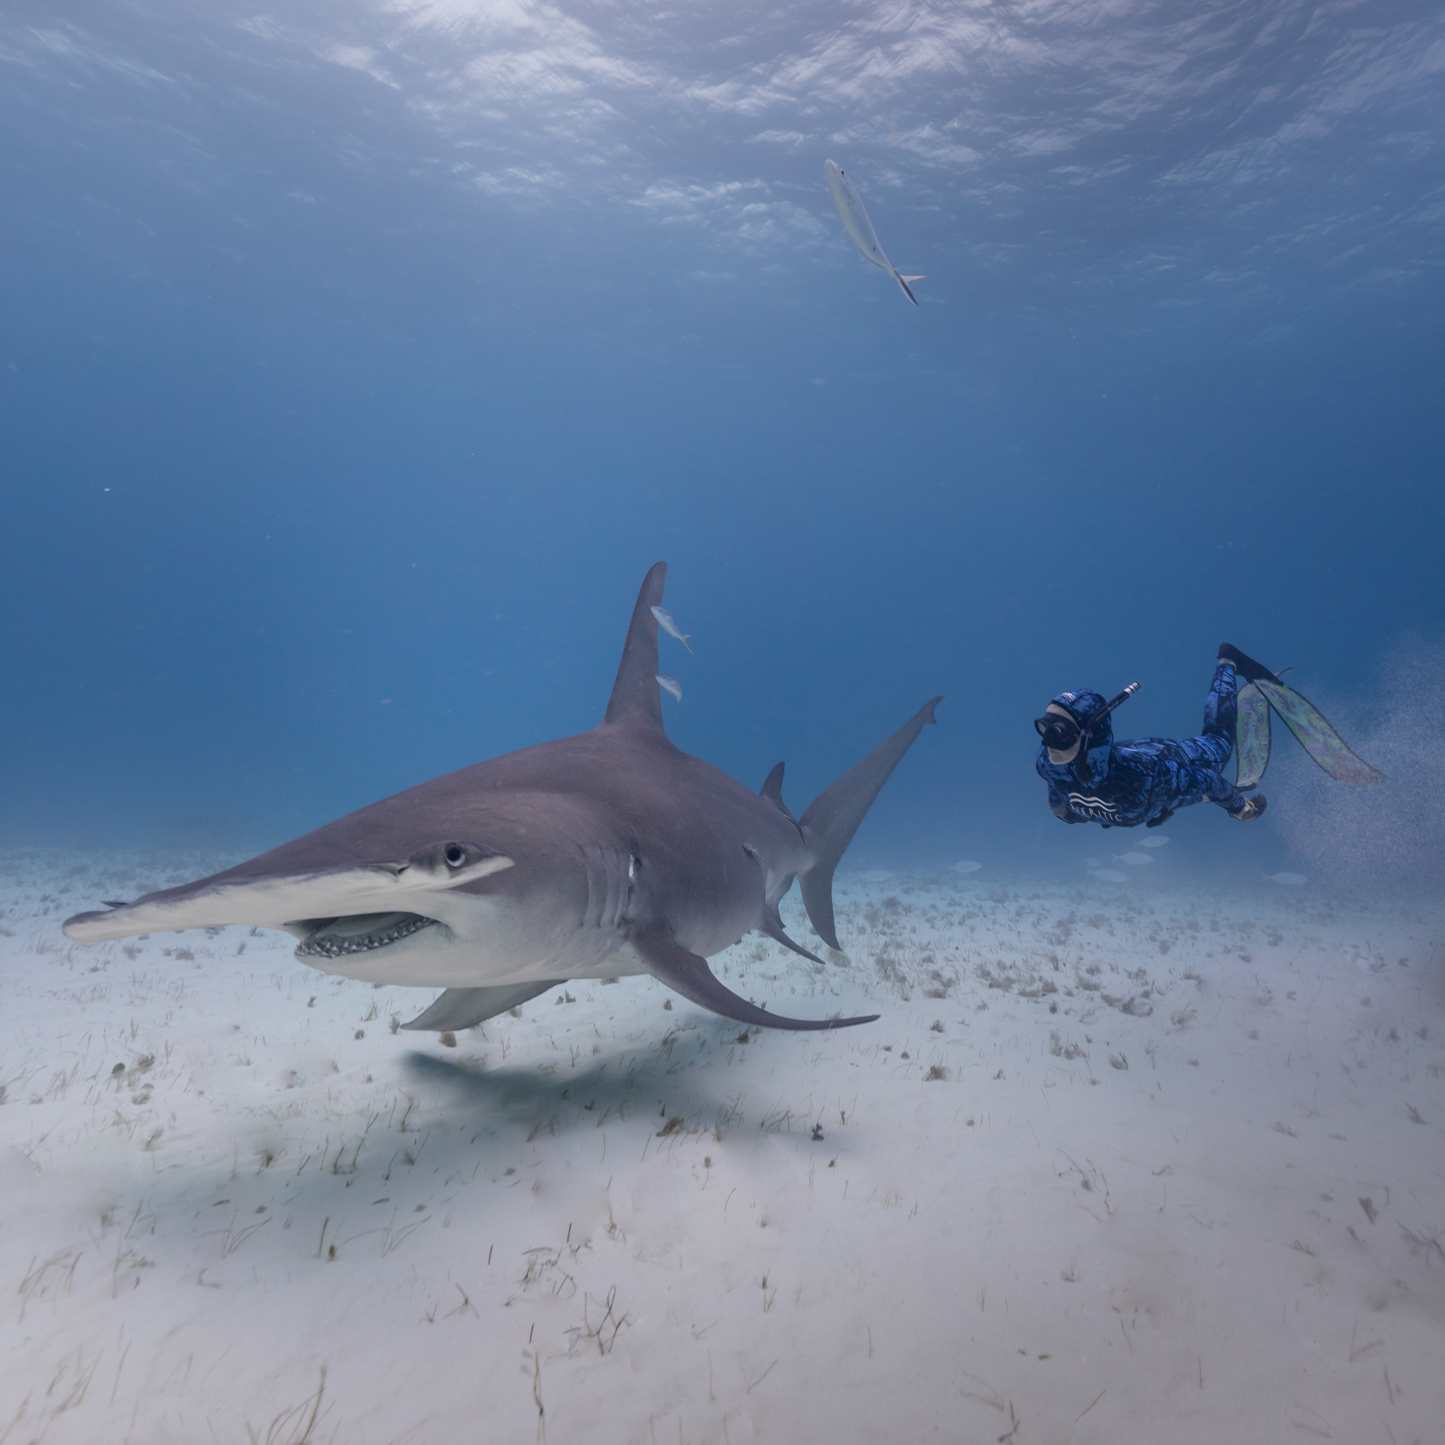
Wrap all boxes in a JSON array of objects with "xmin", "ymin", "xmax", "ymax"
[{"xmin": 1037, "ymin": 663, "xmax": 1249, "ymax": 828}]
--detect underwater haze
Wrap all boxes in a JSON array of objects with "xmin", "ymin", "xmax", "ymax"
[
  {"xmin": 3, "ymin": 0, "xmax": 1442, "ymax": 892},
  {"xmin": 5, "ymin": 7, "xmax": 1445, "ymax": 1445}
]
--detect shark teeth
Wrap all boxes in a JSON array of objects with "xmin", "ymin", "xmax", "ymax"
[{"xmin": 295, "ymin": 912, "xmax": 437, "ymax": 960}]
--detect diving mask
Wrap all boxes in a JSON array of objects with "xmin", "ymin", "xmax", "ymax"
[{"xmin": 1034, "ymin": 713, "xmax": 1081, "ymax": 751}]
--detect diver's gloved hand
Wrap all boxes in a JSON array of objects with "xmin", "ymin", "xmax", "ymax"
[
  {"xmin": 1228, "ymin": 794, "xmax": 1267, "ymax": 821},
  {"xmin": 1217, "ymin": 645, "xmax": 1276, "ymax": 683}
]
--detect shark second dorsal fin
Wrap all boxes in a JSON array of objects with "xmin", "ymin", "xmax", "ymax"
[
  {"xmin": 759, "ymin": 762, "xmax": 798, "ymax": 822},
  {"xmin": 603, "ymin": 561, "xmax": 668, "ymax": 730}
]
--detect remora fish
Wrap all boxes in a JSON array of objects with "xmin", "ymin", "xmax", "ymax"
[
  {"xmin": 650, "ymin": 606, "xmax": 692, "ymax": 653},
  {"xmin": 64, "ymin": 564, "xmax": 941, "ymax": 1035},
  {"xmin": 824, "ymin": 160, "xmax": 925, "ymax": 306}
]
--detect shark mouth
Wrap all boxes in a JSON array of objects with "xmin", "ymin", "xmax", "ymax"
[{"xmin": 295, "ymin": 911, "xmax": 439, "ymax": 960}]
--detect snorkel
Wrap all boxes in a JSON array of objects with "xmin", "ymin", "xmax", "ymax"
[
  {"xmin": 1088, "ymin": 681, "xmax": 1141, "ymax": 728},
  {"xmin": 1036, "ymin": 682, "xmax": 1140, "ymax": 752}
]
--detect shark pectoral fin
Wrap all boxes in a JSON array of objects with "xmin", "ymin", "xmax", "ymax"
[
  {"xmin": 628, "ymin": 922, "xmax": 877, "ymax": 1032},
  {"xmin": 1254, "ymin": 679, "xmax": 1385, "ymax": 786},
  {"xmin": 759, "ymin": 904, "xmax": 827, "ymax": 966},
  {"xmin": 400, "ymin": 981, "xmax": 565, "ymax": 1032},
  {"xmin": 799, "ymin": 696, "xmax": 942, "ymax": 949},
  {"xmin": 1234, "ymin": 682, "xmax": 1271, "ymax": 790}
]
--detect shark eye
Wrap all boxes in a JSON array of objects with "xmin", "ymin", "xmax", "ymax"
[{"xmin": 444, "ymin": 844, "xmax": 468, "ymax": 868}]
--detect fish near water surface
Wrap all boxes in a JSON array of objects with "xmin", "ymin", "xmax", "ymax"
[
  {"xmin": 824, "ymin": 160, "xmax": 925, "ymax": 306},
  {"xmin": 64, "ymin": 564, "xmax": 941, "ymax": 1035}
]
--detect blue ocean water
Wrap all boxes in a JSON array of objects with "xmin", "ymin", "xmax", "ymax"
[{"xmin": 2, "ymin": 0, "xmax": 1441, "ymax": 891}]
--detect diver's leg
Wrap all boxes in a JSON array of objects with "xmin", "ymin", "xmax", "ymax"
[
  {"xmin": 1164, "ymin": 736, "xmax": 1262, "ymax": 820},
  {"xmin": 1202, "ymin": 661, "xmax": 1238, "ymax": 745},
  {"xmin": 1179, "ymin": 753, "xmax": 1258, "ymax": 818},
  {"xmin": 1193, "ymin": 662, "xmax": 1260, "ymax": 815}
]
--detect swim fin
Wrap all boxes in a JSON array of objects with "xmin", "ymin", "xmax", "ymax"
[
  {"xmin": 1234, "ymin": 680, "xmax": 1271, "ymax": 790},
  {"xmin": 1220, "ymin": 645, "xmax": 1384, "ymax": 788},
  {"xmin": 1253, "ymin": 678, "xmax": 1385, "ymax": 787},
  {"xmin": 1218, "ymin": 643, "xmax": 1274, "ymax": 683}
]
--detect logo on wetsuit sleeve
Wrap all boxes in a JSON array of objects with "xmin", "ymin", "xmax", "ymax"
[{"xmin": 1066, "ymin": 792, "xmax": 1121, "ymax": 822}]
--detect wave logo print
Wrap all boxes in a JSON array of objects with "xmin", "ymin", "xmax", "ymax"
[{"xmin": 1066, "ymin": 792, "xmax": 1121, "ymax": 822}]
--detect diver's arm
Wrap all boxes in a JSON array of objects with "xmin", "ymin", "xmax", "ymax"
[{"xmin": 1045, "ymin": 781, "xmax": 1081, "ymax": 823}]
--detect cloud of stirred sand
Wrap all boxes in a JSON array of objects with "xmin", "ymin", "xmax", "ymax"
[{"xmin": 1274, "ymin": 637, "xmax": 1445, "ymax": 896}]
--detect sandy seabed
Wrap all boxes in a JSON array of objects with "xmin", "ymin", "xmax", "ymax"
[{"xmin": 2, "ymin": 849, "xmax": 1442, "ymax": 1445}]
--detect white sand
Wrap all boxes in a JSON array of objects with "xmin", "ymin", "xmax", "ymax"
[{"xmin": 3, "ymin": 851, "xmax": 1442, "ymax": 1444}]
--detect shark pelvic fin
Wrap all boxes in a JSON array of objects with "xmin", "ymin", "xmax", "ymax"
[
  {"xmin": 400, "ymin": 981, "xmax": 564, "ymax": 1032},
  {"xmin": 603, "ymin": 562, "xmax": 668, "ymax": 731},
  {"xmin": 759, "ymin": 902, "xmax": 827, "ymax": 966},
  {"xmin": 629, "ymin": 921, "xmax": 876, "ymax": 1031},
  {"xmin": 798, "ymin": 696, "xmax": 942, "ymax": 949}
]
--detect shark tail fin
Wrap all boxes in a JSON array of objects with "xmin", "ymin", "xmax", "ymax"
[
  {"xmin": 896, "ymin": 274, "xmax": 922, "ymax": 305},
  {"xmin": 603, "ymin": 562, "xmax": 668, "ymax": 731},
  {"xmin": 797, "ymin": 697, "xmax": 942, "ymax": 949}
]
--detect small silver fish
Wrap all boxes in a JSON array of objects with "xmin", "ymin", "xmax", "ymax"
[
  {"xmin": 1114, "ymin": 851, "xmax": 1152, "ymax": 865},
  {"xmin": 656, "ymin": 673, "xmax": 682, "ymax": 704},
  {"xmin": 1265, "ymin": 872, "xmax": 1307, "ymax": 885},
  {"xmin": 1137, "ymin": 835, "xmax": 1170, "ymax": 848},
  {"xmin": 824, "ymin": 160, "xmax": 925, "ymax": 305},
  {"xmin": 650, "ymin": 606, "xmax": 693, "ymax": 653},
  {"xmin": 951, "ymin": 860, "xmax": 981, "ymax": 873}
]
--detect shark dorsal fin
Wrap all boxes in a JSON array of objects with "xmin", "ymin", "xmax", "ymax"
[{"xmin": 603, "ymin": 561, "xmax": 668, "ymax": 730}]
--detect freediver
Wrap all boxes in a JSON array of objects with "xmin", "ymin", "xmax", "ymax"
[
  {"xmin": 1035, "ymin": 648, "xmax": 1263, "ymax": 829},
  {"xmin": 1034, "ymin": 643, "xmax": 1382, "ymax": 830}
]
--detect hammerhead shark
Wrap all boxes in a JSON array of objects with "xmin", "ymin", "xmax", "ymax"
[{"xmin": 64, "ymin": 564, "xmax": 940, "ymax": 1034}]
